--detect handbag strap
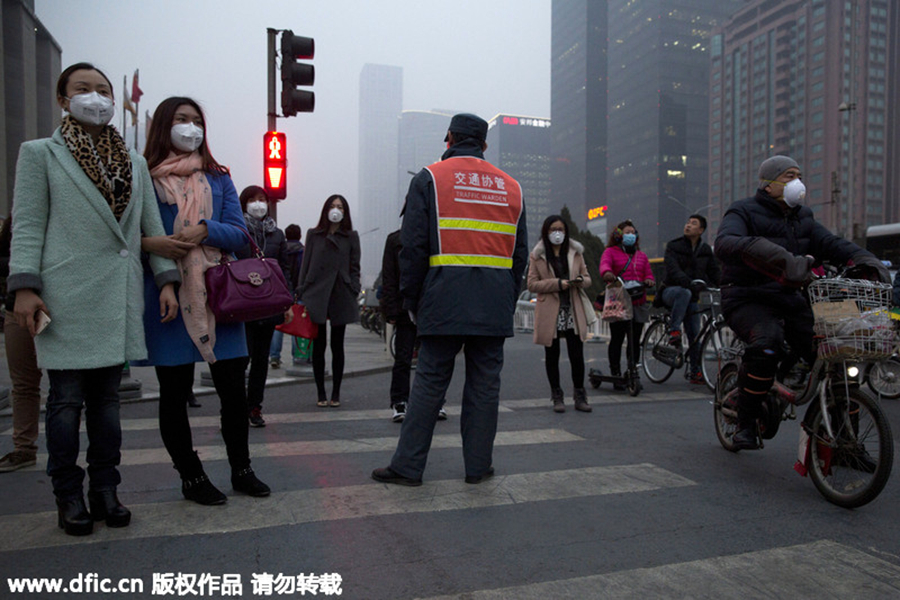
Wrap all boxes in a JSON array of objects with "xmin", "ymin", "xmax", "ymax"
[
  {"xmin": 617, "ymin": 255, "xmax": 633, "ymax": 278},
  {"xmin": 218, "ymin": 227, "xmax": 265, "ymax": 263}
]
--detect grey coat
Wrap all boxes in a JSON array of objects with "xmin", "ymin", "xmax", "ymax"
[{"xmin": 297, "ymin": 227, "xmax": 361, "ymax": 325}]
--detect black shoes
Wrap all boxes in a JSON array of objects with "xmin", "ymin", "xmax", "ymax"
[
  {"xmin": 232, "ymin": 468, "xmax": 271, "ymax": 497},
  {"xmin": 551, "ymin": 388, "xmax": 565, "ymax": 413},
  {"xmin": 573, "ymin": 388, "xmax": 592, "ymax": 413},
  {"xmin": 732, "ymin": 426, "xmax": 760, "ymax": 450},
  {"xmin": 187, "ymin": 392, "xmax": 202, "ymax": 408},
  {"xmin": 182, "ymin": 474, "xmax": 227, "ymax": 505},
  {"xmin": 249, "ymin": 407, "xmax": 266, "ymax": 428},
  {"xmin": 371, "ymin": 467, "xmax": 422, "ymax": 487},
  {"xmin": 88, "ymin": 489, "xmax": 131, "ymax": 528},
  {"xmin": 57, "ymin": 496, "xmax": 93, "ymax": 536},
  {"xmin": 465, "ymin": 466, "xmax": 495, "ymax": 485},
  {"xmin": 833, "ymin": 444, "xmax": 878, "ymax": 473}
]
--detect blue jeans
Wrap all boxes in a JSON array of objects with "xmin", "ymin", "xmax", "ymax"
[
  {"xmin": 662, "ymin": 286, "xmax": 701, "ymax": 370},
  {"xmin": 46, "ymin": 365, "xmax": 124, "ymax": 499},
  {"xmin": 269, "ymin": 330, "xmax": 284, "ymax": 361},
  {"xmin": 390, "ymin": 335, "xmax": 504, "ymax": 480}
]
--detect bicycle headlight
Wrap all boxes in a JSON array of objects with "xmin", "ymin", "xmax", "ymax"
[{"xmin": 847, "ymin": 365, "xmax": 860, "ymax": 378}]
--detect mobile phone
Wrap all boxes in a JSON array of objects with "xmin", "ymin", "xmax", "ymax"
[{"xmin": 35, "ymin": 309, "xmax": 51, "ymax": 335}]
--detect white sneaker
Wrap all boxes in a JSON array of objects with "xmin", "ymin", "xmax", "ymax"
[
  {"xmin": 391, "ymin": 403, "xmax": 406, "ymax": 423},
  {"xmin": 438, "ymin": 408, "xmax": 448, "ymax": 421}
]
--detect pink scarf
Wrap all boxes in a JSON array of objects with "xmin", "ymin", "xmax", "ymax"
[{"xmin": 150, "ymin": 152, "xmax": 220, "ymax": 363}]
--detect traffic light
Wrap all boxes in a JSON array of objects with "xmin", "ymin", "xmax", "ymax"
[
  {"xmin": 263, "ymin": 131, "xmax": 287, "ymax": 200},
  {"xmin": 281, "ymin": 30, "xmax": 314, "ymax": 116}
]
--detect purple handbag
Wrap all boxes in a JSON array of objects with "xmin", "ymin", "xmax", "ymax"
[{"xmin": 205, "ymin": 231, "xmax": 293, "ymax": 323}]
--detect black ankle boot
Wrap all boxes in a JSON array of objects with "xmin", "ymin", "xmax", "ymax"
[
  {"xmin": 610, "ymin": 365, "xmax": 626, "ymax": 391},
  {"xmin": 88, "ymin": 488, "xmax": 131, "ymax": 527},
  {"xmin": 57, "ymin": 496, "xmax": 93, "ymax": 536},
  {"xmin": 232, "ymin": 467, "xmax": 271, "ymax": 497},
  {"xmin": 181, "ymin": 474, "xmax": 227, "ymax": 506},
  {"xmin": 551, "ymin": 388, "xmax": 565, "ymax": 413}
]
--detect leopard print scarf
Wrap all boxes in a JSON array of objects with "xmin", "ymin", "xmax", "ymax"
[{"xmin": 60, "ymin": 115, "xmax": 132, "ymax": 221}]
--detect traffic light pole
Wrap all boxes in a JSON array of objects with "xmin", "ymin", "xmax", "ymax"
[{"xmin": 267, "ymin": 27, "xmax": 277, "ymax": 132}]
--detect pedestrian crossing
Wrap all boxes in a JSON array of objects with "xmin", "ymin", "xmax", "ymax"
[{"xmin": 2, "ymin": 391, "xmax": 898, "ymax": 599}]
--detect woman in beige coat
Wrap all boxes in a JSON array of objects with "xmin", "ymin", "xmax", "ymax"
[{"xmin": 527, "ymin": 215, "xmax": 594, "ymax": 413}]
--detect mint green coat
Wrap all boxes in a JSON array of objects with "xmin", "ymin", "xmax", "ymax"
[{"xmin": 7, "ymin": 128, "xmax": 179, "ymax": 370}]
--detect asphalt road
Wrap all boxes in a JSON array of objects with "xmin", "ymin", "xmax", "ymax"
[{"xmin": 2, "ymin": 332, "xmax": 900, "ymax": 599}]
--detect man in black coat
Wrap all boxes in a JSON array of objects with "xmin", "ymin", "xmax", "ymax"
[
  {"xmin": 661, "ymin": 214, "xmax": 720, "ymax": 383},
  {"xmin": 715, "ymin": 155, "xmax": 888, "ymax": 450}
]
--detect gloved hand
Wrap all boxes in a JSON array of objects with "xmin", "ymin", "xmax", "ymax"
[
  {"xmin": 742, "ymin": 237, "xmax": 814, "ymax": 288},
  {"xmin": 602, "ymin": 271, "xmax": 616, "ymax": 283},
  {"xmin": 849, "ymin": 253, "xmax": 891, "ymax": 284}
]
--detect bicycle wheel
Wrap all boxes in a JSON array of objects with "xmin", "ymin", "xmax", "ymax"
[
  {"xmin": 806, "ymin": 388, "xmax": 894, "ymax": 509},
  {"xmin": 641, "ymin": 319, "xmax": 675, "ymax": 384},
  {"xmin": 713, "ymin": 362, "xmax": 740, "ymax": 452},
  {"xmin": 700, "ymin": 323, "xmax": 743, "ymax": 392},
  {"xmin": 867, "ymin": 357, "xmax": 900, "ymax": 399}
]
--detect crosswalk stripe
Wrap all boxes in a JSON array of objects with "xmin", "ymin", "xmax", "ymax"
[
  {"xmin": 0, "ymin": 463, "xmax": 695, "ymax": 552},
  {"xmin": 23, "ymin": 429, "xmax": 583, "ymax": 469},
  {"xmin": 416, "ymin": 539, "xmax": 900, "ymax": 599}
]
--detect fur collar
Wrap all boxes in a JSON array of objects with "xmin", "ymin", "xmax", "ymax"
[{"xmin": 531, "ymin": 238, "xmax": 584, "ymax": 261}]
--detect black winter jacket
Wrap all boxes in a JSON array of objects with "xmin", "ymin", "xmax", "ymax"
[
  {"xmin": 662, "ymin": 235, "xmax": 720, "ymax": 290},
  {"xmin": 380, "ymin": 230, "xmax": 411, "ymax": 324},
  {"xmin": 715, "ymin": 190, "xmax": 868, "ymax": 302}
]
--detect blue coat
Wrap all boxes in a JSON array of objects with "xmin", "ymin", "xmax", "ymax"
[
  {"xmin": 7, "ymin": 129, "xmax": 179, "ymax": 370},
  {"xmin": 400, "ymin": 140, "xmax": 528, "ymax": 337},
  {"xmin": 134, "ymin": 172, "xmax": 248, "ymax": 366}
]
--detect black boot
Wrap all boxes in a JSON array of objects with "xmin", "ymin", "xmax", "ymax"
[
  {"xmin": 611, "ymin": 365, "xmax": 626, "ymax": 391},
  {"xmin": 232, "ymin": 467, "xmax": 271, "ymax": 497},
  {"xmin": 88, "ymin": 488, "xmax": 131, "ymax": 527},
  {"xmin": 551, "ymin": 388, "xmax": 565, "ymax": 413},
  {"xmin": 57, "ymin": 496, "xmax": 93, "ymax": 536},
  {"xmin": 574, "ymin": 388, "xmax": 592, "ymax": 412},
  {"xmin": 181, "ymin": 474, "xmax": 227, "ymax": 505}
]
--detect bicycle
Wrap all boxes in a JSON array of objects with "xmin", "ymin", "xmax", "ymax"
[
  {"xmin": 713, "ymin": 276, "xmax": 895, "ymax": 509},
  {"xmin": 641, "ymin": 283, "xmax": 742, "ymax": 391}
]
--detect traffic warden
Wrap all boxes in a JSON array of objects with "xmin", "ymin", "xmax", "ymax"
[
  {"xmin": 659, "ymin": 213, "xmax": 720, "ymax": 383},
  {"xmin": 715, "ymin": 155, "xmax": 888, "ymax": 450},
  {"xmin": 372, "ymin": 113, "xmax": 528, "ymax": 485}
]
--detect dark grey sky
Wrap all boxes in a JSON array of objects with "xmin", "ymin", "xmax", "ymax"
[{"xmin": 36, "ymin": 0, "xmax": 551, "ymax": 229}]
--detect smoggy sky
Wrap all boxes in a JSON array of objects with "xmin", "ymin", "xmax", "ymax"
[{"xmin": 36, "ymin": 0, "xmax": 551, "ymax": 231}]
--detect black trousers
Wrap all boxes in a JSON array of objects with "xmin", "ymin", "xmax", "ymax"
[
  {"xmin": 245, "ymin": 319, "xmax": 277, "ymax": 410},
  {"xmin": 390, "ymin": 321, "xmax": 417, "ymax": 407},
  {"xmin": 156, "ymin": 357, "xmax": 251, "ymax": 478},
  {"xmin": 608, "ymin": 320, "xmax": 644, "ymax": 372},
  {"xmin": 313, "ymin": 323, "xmax": 346, "ymax": 401},
  {"xmin": 544, "ymin": 329, "xmax": 585, "ymax": 390}
]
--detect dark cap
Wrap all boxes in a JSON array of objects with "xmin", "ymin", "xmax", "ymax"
[
  {"xmin": 758, "ymin": 155, "xmax": 800, "ymax": 188},
  {"xmin": 444, "ymin": 113, "xmax": 488, "ymax": 143}
]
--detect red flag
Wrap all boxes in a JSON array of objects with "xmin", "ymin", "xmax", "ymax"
[{"xmin": 131, "ymin": 69, "xmax": 143, "ymax": 104}]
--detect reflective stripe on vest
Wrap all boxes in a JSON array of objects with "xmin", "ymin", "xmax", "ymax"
[{"xmin": 426, "ymin": 156, "xmax": 523, "ymax": 269}]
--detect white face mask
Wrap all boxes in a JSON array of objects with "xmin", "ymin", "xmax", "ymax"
[
  {"xmin": 783, "ymin": 179, "xmax": 806, "ymax": 207},
  {"xmin": 548, "ymin": 231, "xmax": 565, "ymax": 246},
  {"xmin": 247, "ymin": 200, "xmax": 268, "ymax": 220},
  {"xmin": 170, "ymin": 123, "xmax": 204, "ymax": 153},
  {"xmin": 328, "ymin": 208, "xmax": 344, "ymax": 223},
  {"xmin": 67, "ymin": 92, "xmax": 115, "ymax": 126}
]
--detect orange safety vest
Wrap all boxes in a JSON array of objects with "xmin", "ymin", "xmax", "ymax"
[{"xmin": 425, "ymin": 156, "xmax": 523, "ymax": 269}]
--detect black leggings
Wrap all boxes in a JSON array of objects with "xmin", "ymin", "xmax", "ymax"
[
  {"xmin": 544, "ymin": 329, "xmax": 585, "ymax": 390},
  {"xmin": 312, "ymin": 323, "xmax": 346, "ymax": 401},
  {"xmin": 156, "ymin": 357, "xmax": 251, "ymax": 478},
  {"xmin": 608, "ymin": 320, "xmax": 645, "ymax": 372}
]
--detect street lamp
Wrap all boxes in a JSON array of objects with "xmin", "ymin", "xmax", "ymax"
[{"xmin": 839, "ymin": 101, "xmax": 857, "ymax": 240}]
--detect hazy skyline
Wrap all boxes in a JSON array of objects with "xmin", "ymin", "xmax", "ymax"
[{"xmin": 35, "ymin": 0, "xmax": 551, "ymax": 239}]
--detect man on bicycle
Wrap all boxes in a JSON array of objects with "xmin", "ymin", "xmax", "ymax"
[
  {"xmin": 715, "ymin": 155, "xmax": 889, "ymax": 450},
  {"xmin": 660, "ymin": 214, "xmax": 720, "ymax": 384}
]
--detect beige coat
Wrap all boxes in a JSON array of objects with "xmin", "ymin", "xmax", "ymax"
[{"xmin": 527, "ymin": 240, "xmax": 593, "ymax": 346}]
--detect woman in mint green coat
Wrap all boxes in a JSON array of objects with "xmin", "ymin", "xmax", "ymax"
[{"xmin": 8, "ymin": 63, "xmax": 179, "ymax": 536}]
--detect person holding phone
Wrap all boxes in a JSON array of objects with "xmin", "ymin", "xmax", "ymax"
[
  {"xmin": 7, "ymin": 63, "xmax": 179, "ymax": 535},
  {"xmin": 527, "ymin": 215, "xmax": 594, "ymax": 413}
]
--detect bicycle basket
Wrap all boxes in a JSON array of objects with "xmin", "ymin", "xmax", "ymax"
[{"xmin": 808, "ymin": 278, "xmax": 895, "ymax": 361}]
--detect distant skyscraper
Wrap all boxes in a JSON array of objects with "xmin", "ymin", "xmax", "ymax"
[
  {"xmin": 707, "ymin": 0, "xmax": 900, "ymax": 242},
  {"xmin": 358, "ymin": 64, "xmax": 402, "ymax": 286},
  {"xmin": 397, "ymin": 110, "xmax": 453, "ymax": 210},
  {"xmin": 550, "ymin": 0, "xmax": 608, "ymax": 234},
  {"xmin": 485, "ymin": 114, "xmax": 552, "ymax": 249},
  {"xmin": 605, "ymin": 0, "xmax": 743, "ymax": 257}
]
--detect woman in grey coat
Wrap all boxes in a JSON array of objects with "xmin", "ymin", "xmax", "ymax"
[{"xmin": 297, "ymin": 195, "xmax": 361, "ymax": 407}]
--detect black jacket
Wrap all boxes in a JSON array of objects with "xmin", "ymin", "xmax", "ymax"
[
  {"xmin": 715, "ymin": 190, "xmax": 869, "ymax": 303},
  {"xmin": 380, "ymin": 230, "xmax": 411, "ymax": 324},
  {"xmin": 662, "ymin": 235, "xmax": 720, "ymax": 290}
]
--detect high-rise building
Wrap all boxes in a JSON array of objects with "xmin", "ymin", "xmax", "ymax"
[
  {"xmin": 605, "ymin": 0, "xmax": 744, "ymax": 257},
  {"xmin": 485, "ymin": 114, "xmax": 552, "ymax": 249},
  {"xmin": 1, "ymin": 0, "xmax": 61, "ymax": 216},
  {"xmin": 707, "ymin": 0, "xmax": 900, "ymax": 242},
  {"xmin": 550, "ymin": 0, "xmax": 608, "ymax": 235},
  {"xmin": 397, "ymin": 109, "xmax": 453, "ymax": 212},
  {"xmin": 358, "ymin": 63, "xmax": 402, "ymax": 286}
]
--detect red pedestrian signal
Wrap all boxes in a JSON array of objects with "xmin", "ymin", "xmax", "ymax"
[{"xmin": 263, "ymin": 131, "xmax": 287, "ymax": 200}]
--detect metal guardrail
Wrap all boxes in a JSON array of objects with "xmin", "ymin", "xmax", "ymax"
[{"xmin": 514, "ymin": 301, "xmax": 608, "ymax": 342}]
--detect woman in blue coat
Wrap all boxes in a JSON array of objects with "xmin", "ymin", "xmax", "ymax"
[
  {"xmin": 138, "ymin": 97, "xmax": 269, "ymax": 505},
  {"xmin": 297, "ymin": 195, "xmax": 361, "ymax": 407},
  {"xmin": 8, "ymin": 63, "xmax": 179, "ymax": 535}
]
